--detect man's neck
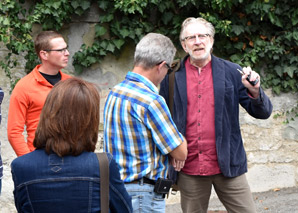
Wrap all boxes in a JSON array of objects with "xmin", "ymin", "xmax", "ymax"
[
  {"xmin": 132, "ymin": 66, "xmax": 159, "ymax": 87},
  {"xmin": 189, "ymin": 55, "xmax": 211, "ymax": 72},
  {"xmin": 38, "ymin": 64, "xmax": 60, "ymax": 75}
]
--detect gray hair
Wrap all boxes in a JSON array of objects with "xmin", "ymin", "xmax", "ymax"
[
  {"xmin": 134, "ymin": 33, "xmax": 176, "ymax": 69},
  {"xmin": 179, "ymin": 17, "xmax": 215, "ymax": 42}
]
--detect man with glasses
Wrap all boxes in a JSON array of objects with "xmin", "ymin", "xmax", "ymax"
[
  {"xmin": 7, "ymin": 31, "xmax": 71, "ymax": 157},
  {"xmin": 104, "ymin": 33, "xmax": 187, "ymax": 212},
  {"xmin": 160, "ymin": 17, "xmax": 272, "ymax": 212}
]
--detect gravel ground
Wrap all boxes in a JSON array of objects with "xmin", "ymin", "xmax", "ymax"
[
  {"xmin": 1, "ymin": 184, "xmax": 297, "ymax": 212},
  {"xmin": 166, "ymin": 187, "xmax": 298, "ymax": 213}
]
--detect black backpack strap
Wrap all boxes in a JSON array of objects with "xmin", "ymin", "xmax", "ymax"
[
  {"xmin": 167, "ymin": 59, "xmax": 181, "ymax": 195},
  {"xmin": 96, "ymin": 153, "xmax": 109, "ymax": 213},
  {"xmin": 168, "ymin": 59, "xmax": 180, "ymax": 116}
]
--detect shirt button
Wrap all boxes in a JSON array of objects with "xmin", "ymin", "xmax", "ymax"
[
  {"xmin": 198, "ymin": 137, "xmax": 201, "ymax": 140},
  {"xmin": 198, "ymin": 81, "xmax": 201, "ymax": 84},
  {"xmin": 198, "ymin": 123, "xmax": 200, "ymax": 126},
  {"xmin": 198, "ymin": 109, "xmax": 200, "ymax": 113},
  {"xmin": 198, "ymin": 95, "xmax": 201, "ymax": 98},
  {"xmin": 199, "ymin": 151, "xmax": 202, "ymax": 154}
]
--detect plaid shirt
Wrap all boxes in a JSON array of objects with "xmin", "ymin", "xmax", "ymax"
[
  {"xmin": 0, "ymin": 87, "xmax": 4, "ymax": 179},
  {"xmin": 104, "ymin": 72, "xmax": 184, "ymax": 182}
]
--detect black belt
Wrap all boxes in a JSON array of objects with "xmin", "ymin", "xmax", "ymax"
[{"xmin": 127, "ymin": 177, "xmax": 156, "ymax": 185}]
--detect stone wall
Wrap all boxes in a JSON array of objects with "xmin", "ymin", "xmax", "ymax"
[{"xmin": 0, "ymin": 4, "xmax": 297, "ymax": 212}]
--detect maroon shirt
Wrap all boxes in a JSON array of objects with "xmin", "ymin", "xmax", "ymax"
[{"xmin": 182, "ymin": 58, "xmax": 221, "ymax": 176}]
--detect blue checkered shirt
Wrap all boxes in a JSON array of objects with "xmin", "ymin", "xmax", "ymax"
[{"xmin": 104, "ymin": 72, "xmax": 184, "ymax": 182}]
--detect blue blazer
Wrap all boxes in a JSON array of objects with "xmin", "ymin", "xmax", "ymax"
[{"xmin": 160, "ymin": 55, "xmax": 273, "ymax": 177}]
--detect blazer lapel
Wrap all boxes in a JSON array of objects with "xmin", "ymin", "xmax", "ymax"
[{"xmin": 211, "ymin": 55, "xmax": 225, "ymax": 138}]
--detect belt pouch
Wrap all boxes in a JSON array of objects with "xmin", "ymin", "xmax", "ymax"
[{"xmin": 153, "ymin": 178, "xmax": 172, "ymax": 194}]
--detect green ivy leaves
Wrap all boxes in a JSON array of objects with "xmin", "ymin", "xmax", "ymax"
[
  {"xmin": 71, "ymin": 0, "xmax": 90, "ymax": 15},
  {"xmin": 0, "ymin": 0, "xmax": 297, "ymax": 95},
  {"xmin": 95, "ymin": 25, "xmax": 107, "ymax": 37}
]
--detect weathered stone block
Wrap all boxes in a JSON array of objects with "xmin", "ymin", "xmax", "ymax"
[{"xmin": 247, "ymin": 164, "xmax": 296, "ymax": 192}]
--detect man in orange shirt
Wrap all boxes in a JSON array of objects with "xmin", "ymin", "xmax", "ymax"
[{"xmin": 7, "ymin": 31, "xmax": 71, "ymax": 157}]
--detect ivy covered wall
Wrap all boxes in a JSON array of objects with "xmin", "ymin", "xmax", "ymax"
[
  {"xmin": 0, "ymin": 0, "xmax": 297, "ymax": 95},
  {"xmin": 0, "ymin": 1, "xmax": 298, "ymax": 211}
]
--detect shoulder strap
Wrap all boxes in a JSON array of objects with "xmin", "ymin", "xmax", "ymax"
[
  {"xmin": 168, "ymin": 59, "xmax": 180, "ymax": 116},
  {"xmin": 96, "ymin": 153, "xmax": 109, "ymax": 213}
]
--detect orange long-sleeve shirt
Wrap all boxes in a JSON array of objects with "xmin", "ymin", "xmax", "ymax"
[{"xmin": 7, "ymin": 65, "xmax": 71, "ymax": 156}]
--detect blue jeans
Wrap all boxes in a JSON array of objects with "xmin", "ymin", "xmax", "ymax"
[{"xmin": 124, "ymin": 182, "xmax": 165, "ymax": 213}]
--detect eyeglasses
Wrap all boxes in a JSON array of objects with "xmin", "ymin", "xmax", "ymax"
[
  {"xmin": 182, "ymin": 34, "xmax": 210, "ymax": 43},
  {"xmin": 157, "ymin": 62, "xmax": 173, "ymax": 75},
  {"xmin": 44, "ymin": 46, "xmax": 68, "ymax": 54}
]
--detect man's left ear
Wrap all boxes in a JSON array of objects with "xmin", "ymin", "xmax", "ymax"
[
  {"xmin": 157, "ymin": 61, "xmax": 165, "ymax": 74},
  {"xmin": 181, "ymin": 41, "xmax": 188, "ymax": 53},
  {"xmin": 39, "ymin": 50, "xmax": 48, "ymax": 61},
  {"xmin": 210, "ymin": 37, "xmax": 214, "ymax": 46}
]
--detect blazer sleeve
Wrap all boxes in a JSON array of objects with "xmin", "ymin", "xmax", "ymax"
[{"xmin": 238, "ymin": 81, "xmax": 273, "ymax": 119}]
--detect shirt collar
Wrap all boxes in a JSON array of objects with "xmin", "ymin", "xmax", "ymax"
[
  {"xmin": 126, "ymin": 71, "xmax": 158, "ymax": 93},
  {"xmin": 32, "ymin": 64, "xmax": 62, "ymax": 87},
  {"xmin": 187, "ymin": 57, "xmax": 212, "ymax": 73}
]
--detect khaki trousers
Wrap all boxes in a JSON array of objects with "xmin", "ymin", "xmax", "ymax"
[{"xmin": 178, "ymin": 172, "xmax": 256, "ymax": 213}]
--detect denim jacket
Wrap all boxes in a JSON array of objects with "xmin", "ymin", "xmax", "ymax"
[{"xmin": 11, "ymin": 150, "xmax": 132, "ymax": 213}]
